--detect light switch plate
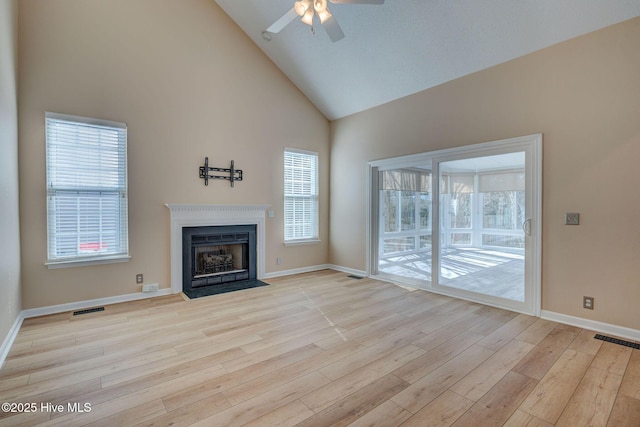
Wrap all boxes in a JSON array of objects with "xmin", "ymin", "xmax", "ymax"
[{"xmin": 565, "ymin": 212, "xmax": 580, "ymax": 225}]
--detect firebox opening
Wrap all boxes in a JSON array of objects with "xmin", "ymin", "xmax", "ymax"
[{"xmin": 194, "ymin": 244, "xmax": 245, "ymax": 278}]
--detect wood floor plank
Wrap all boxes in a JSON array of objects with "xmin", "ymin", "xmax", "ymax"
[
  {"xmin": 519, "ymin": 349, "xmax": 594, "ymax": 424},
  {"xmin": 1, "ymin": 271, "xmax": 639, "ymax": 426},
  {"xmin": 390, "ymin": 344, "xmax": 495, "ymax": 413},
  {"xmin": 450, "ymin": 338, "xmax": 534, "ymax": 401},
  {"xmin": 515, "ymin": 318, "xmax": 558, "ymax": 346},
  {"xmin": 392, "ymin": 331, "xmax": 485, "ymax": 384},
  {"xmin": 0, "ymin": 407, "xmax": 50, "ymax": 427},
  {"xmin": 399, "ymin": 390, "xmax": 473, "ymax": 427},
  {"xmin": 136, "ymin": 390, "xmax": 230, "ymax": 426},
  {"xmin": 451, "ymin": 371, "xmax": 538, "ymax": 427},
  {"xmin": 591, "ymin": 341, "xmax": 632, "ymax": 376},
  {"xmin": 606, "ymin": 394, "xmax": 640, "ymax": 427},
  {"xmin": 477, "ymin": 313, "xmax": 538, "ymax": 352},
  {"xmin": 318, "ymin": 327, "xmax": 426, "ymax": 381},
  {"xmin": 346, "ymin": 400, "xmax": 412, "ymax": 427},
  {"xmin": 37, "ymin": 364, "xmax": 228, "ymax": 426},
  {"xmin": 300, "ymin": 345, "xmax": 425, "ymax": 413},
  {"xmin": 513, "ymin": 324, "xmax": 579, "ymax": 380},
  {"xmin": 221, "ymin": 340, "xmax": 365, "ymax": 406},
  {"xmin": 619, "ymin": 348, "xmax": 640, "ymax": 400},
  {"xmin": 503, "ymin": 410, "xmax": 554, "ymax": 427},
  {"xmin": 567, "ymin": 329, "xmax": 603, "ymax": 355},
  {"xmin": 189, "ymin": 371, "xmax": 331, "ymax": 427},
  {"xmin": 84, "ymin": 398, "xmax": 167, "ymax": 427},
  {"xmin": 295, "ymin": 374, "xmax": 408, "ymax": 427},
  {"xmin": 555, "ymin": 366, "xmax": 623, "ymax": 427},
  {"xmin": 242, "ymin": 400, "xmax": 315, "ymax": 427}
]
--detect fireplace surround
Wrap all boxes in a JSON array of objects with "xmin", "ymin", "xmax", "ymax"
[{"xmin": 166, "ymin": 204, "xmax": 269, "ymax": 294}]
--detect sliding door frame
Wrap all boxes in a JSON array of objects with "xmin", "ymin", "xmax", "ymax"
[{"xmin": 367, "ymin": 134, "xmax": 542, "ymax": 316}]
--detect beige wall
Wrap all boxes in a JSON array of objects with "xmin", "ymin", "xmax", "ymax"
[
  {"xmin": 18, "ymin": 0, "xmax": 330, "ymax": 309},
  {"xmin": 330, "ymin": 17, "xmax": 640, "ymax": 330},
  {"xmin": 0, "ymin": 0, "xmax": 21, "ymax": 340}
]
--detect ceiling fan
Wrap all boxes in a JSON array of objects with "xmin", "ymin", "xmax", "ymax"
[{"xmin": 264, "ymin": 0, "xmax": 385, "ymax": 42}]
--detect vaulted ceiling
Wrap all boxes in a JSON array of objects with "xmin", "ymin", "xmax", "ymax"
[{"xmin": 215, "ymin": 0, "xmax": 640, "ymax": 120}]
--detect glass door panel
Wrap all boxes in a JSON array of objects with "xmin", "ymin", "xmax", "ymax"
[
  {"xmin": 437, "ymin": 152, "xmax": 526, "ymax": 302},
  {"xmin": 377, "ymin": 168, "xmax": 432, "ymax": 285}
]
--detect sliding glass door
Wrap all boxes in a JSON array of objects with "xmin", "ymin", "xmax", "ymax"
[{"xmin": 371, "ymin": 135, "xmax": 541, "ymax": 315}]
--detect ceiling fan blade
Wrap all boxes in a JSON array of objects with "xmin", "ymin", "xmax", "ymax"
[
  {"xmin": 266, "ymin": 7, "xmax": 298, "ymax": 34},
  {"xmin": 322, "ymin": 16, "xmax": 345, "ymax": 42},
  {"xmin": 329, "ymin": 0, "xmax": 384, "ymax": 4}
]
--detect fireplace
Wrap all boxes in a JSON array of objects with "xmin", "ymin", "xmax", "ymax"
[
  {"xmin": 182, "ymin": 225, "xmax": 256, "ymax": 294},
  {"xmin": 166, "ymin": 204, "xmax": 269, "ymax": 297}
]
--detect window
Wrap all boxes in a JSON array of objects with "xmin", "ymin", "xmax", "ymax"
[
  {"xmin": 284, "ymin": 149, "xmax": 318, "ymax": 243},
  {"xmin": 379, "ymin": 169, "xmax": 431, "ymax": 255},
  {"xmin": 45, "ymin": 112, "xmax": 129, "ymax": 267}
]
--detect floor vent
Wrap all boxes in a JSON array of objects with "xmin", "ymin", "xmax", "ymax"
[
  {"xmin": 73, "ymin": 307, "xmax": 105, "ymax": 316},
  {"xmin": 594, "ymin": 334, "xmax": 640, "ymax": 350},
  {"xmin": 347, "ymin": 275, "xmax": 363, "ymax": 280}
]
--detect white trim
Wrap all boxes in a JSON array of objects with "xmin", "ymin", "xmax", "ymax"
[
  {"xmin": 46, "ymin": 255, "xmax": 131, "ymax": 269},
  {"xmin": 0, "ymin": 288, "xmax": 171, "ymax": 368},
  {"xmin": 367, "ymin": 134, "xmax": 542, "ymax": 316},
  {"xmin": 369, "ymin": 134, "xmax": 541, "ymax": 170},
  {"xmin": 45, "ymin": 111, "xmax": 127, "ymax": 130},
  {"xmin": 0, "ymin": 314, "xmax": 24, "ymax": 369},
  {"xmin": 21, "ymin": 288, "xmax": 172, "ymax": 319},
  {"xmin": 541, "ymin": 310, "xmax": 640, "ymax": 342},
  {"xmin": 262, "ymin": 264, "xmax": 366, "ymax": 279},
  {"xmin": 327, "ymin": 264, "xmax": 367, "ymax": 277},
  {"xmin": 263, "ymin": 264, "xmax": 331, "ymax": 279},
  {"xmin": 166, "ymin": 204, "xmax": 269, "ymax": 294},
  {"xmin": 283, "ymin": 239, "xmax": 321, "ymax": 246},
  {"xmin": 284, "ymin": 147, "xmax": 318, "ymax": 156}
]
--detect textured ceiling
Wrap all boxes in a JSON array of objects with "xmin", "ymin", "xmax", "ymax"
[{"xmin": 215, "ymin": 0, "xmax": 640, "ymax": 120}]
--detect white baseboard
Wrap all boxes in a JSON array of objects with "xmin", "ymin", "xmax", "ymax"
[
  {"xmin": 0, "ymin": 288, "xmax": 172, "ymax": 368},
  {"xmin": 21, "ymin": 287, "xmax": 172, "ymax": 319},
  {"xmin": 0, "ymin": 314, "xmax": 24, "ymax": 369},
  {"xmin": 326, "ymin": 264, "xmax": 367, "ymax": 277},
  {"xmin": 263, "ymin": 264, "xmax": 367, "ymax": 279},
  {"xmin": 540, "ymin": 310, "xmax": 640, "ymax": 342},
  {"xmin": 263, "ymin": 264, "xmax": 331, "ymax": 279}
]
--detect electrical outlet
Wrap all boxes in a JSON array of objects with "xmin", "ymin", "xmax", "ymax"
[
  {"xmin": 583, "ymin": 296, "xmax": 594, "ymax": 310},
  {"xmin": 565, "ymin": 212, "xmax": 580, "ymax": 225},
  {"xmin": 276, "ymin": 257, "xmax": 281, "ymax": 265},
  {"xmin": 136, "ymin": 273, "xmax": 143, "ymax": 284}
]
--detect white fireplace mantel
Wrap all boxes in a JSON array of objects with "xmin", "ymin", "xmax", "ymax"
[{"xmin": 166, "ymin": 204, "xmax": 269, "ymax": 294}]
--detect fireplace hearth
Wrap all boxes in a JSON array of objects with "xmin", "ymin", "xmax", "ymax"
[{"xmin": 182, "ymin": 224, "xmax": 267, "ymax": 298}]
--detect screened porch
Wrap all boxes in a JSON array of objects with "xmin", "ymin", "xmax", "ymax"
[{"xmin": 377, "ymin": 162, "xmax": 526, "ymax": 301}]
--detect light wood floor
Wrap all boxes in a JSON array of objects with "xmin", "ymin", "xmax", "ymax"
[{"xmin": 1, "ymin": 270, "xmax": 639, "ymax": 426}]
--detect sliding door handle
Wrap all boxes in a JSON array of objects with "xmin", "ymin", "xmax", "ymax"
[{"xmin": 522, "ymin": 218, "xmax": 532, "ymax": 236}]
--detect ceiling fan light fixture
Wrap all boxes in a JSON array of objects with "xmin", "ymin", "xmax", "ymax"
[
  {"xmin": 313, "ymin": 0, "xmax": 328, "ymax": 13},
  {"xmin": 317, "ymin": 7, "xmax": 332, "ymax": 24},
  {"xmin": 294, "ymin": 0, "xmax": 311, "ymax": 17},
  {"xmin": 301, "ymin": 8, "xmax": 314, "ymax": 25}
]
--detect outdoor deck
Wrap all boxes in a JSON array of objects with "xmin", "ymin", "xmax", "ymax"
[{"xmin": 378, "ymin": 246, "xmax": 525, "ymax": 301}]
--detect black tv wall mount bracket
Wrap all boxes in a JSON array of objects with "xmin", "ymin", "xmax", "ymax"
[{"xmin": 198, "ymin": 157, "xmax": 243, "ymax": 187}]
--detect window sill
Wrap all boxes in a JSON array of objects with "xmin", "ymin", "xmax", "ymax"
[
  {"xmin": 45, "ymin": 255, "xmax": 131, "ymax": 269},
  {"xmin": 284, "ymin": 239, "xmax": 321, "ymax": 247}
]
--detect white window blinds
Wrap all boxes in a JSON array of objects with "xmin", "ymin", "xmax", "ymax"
[
  {"xmin": 284, "ymin": 149, "xmax": 318, "ymax": 242},
  {"xmin": 46, "ymin": 112, "xmax": 129, "ymax": 265}
]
